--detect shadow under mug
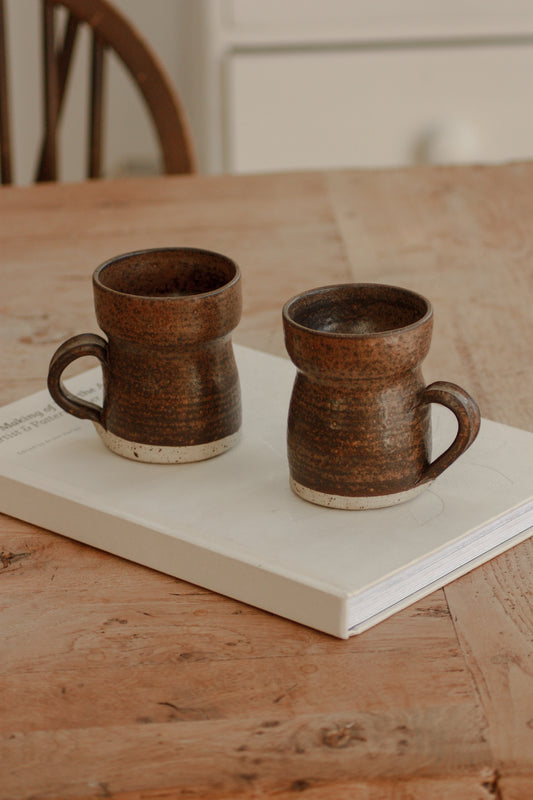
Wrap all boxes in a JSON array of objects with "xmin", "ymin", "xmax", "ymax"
[
  {"xmin": 283, "ymin": 283, "xmax": 481, "ymax": 510},
  {"xmin": 48, "ymin": 247, "xmax": 242, "ymax": 463}
]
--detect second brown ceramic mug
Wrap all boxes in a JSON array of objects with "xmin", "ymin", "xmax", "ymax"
[
  {"xmin": 48, "ymin": 247, "xmax": 242, "ymax": 463},
  {"xmin": 283, "ymin": 283, "xmax": 481, "ymax": 509}
]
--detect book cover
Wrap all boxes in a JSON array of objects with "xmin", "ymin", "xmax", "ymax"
[{"xmin": 0, "ymin": 345, "xmax": 531, "ymax": 638}]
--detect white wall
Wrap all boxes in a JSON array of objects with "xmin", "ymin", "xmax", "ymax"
[{"xmin": 4, "ymin": 0, "xmax": 192, "ymax": 184}]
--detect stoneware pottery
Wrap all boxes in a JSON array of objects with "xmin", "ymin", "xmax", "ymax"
[
  {"xmin": 283, "ymin": 283, "xmax": 481, "ymax": 509},
  {"xmin": 48, "ymin": 247, "xmax": 242, "ymax": 463}
]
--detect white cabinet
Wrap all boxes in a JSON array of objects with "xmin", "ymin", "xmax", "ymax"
[{"xmin": 178, "ymin": 0, "xmax": 533, "ymax": 173}]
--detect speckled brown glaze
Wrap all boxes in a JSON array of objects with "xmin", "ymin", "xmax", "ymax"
[
  {"xmin": 48, "ymin": 248, "xmax": 242, "ymax": 462},
  {"xmin": 283, "ymin": 284, "xmax": 480, "ymax": 509}
]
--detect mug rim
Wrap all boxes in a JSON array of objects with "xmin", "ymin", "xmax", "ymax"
[
  {"xmin": 93, "ymin": 246, "xmax": 240, "ymax": 300},
  {"xmin": 283, "ymin": 282, "xmax": 433, "ymax": 338}
]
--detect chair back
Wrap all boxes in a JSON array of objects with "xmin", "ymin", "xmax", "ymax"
[{"xmin": 0, "ymin": 0, "xmax": 196, "ymax": 184}]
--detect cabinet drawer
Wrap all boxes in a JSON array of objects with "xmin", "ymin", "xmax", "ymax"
[
  {"xmin": 226, "ymin": 44, "xmax": 533, "ymax": 173},
  {"xmin": 223, "ymin": 0, "xmax": 533, "ymax": 39}
]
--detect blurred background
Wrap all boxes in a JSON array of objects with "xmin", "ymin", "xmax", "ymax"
[{"xmin": 6, "ymin": 0, "xmax": 533, "ymax": 183}]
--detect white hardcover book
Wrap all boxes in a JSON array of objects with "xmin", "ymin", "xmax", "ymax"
[{"xmin": 0, "ymin": 345, "xmax": 531, "ymax": 638}]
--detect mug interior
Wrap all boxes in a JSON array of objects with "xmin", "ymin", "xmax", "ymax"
[
  {"xmin": 96, "ymin": 248, "xmax": 238, "ymax": 298},
  {"xmin": 286, "ymin": 284, "xmax": 430, "ymax": 335}
]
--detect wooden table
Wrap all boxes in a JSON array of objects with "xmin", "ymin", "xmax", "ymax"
[{"xmin": 1, "ymin": 165, "xmax": 532, "ymax": 799}]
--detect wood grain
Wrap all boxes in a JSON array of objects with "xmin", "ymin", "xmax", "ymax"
[
  {"xmin": 445, "ymin": 540, "xmax": 533, "ymax": 773},
  {"xmin": 1, "ymin": 164, "xmax": 532, "ymax": 798},
  {"xmin": 1, "ymin": 708, "xmax": 491, "ymax": 798}
]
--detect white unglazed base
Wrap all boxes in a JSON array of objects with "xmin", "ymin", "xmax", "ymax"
[
  {"xmin": 290, "ymin": 477, "xmax": 432, "ymax": 510},
  {"xmin": 94, "ymin": 423, "xmax": 241, "ymax": 464}
]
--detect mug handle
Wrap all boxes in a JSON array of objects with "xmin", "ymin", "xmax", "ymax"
[
  {"xmin": 47, "ymin": 333, "xmax": 108, "ymax": 425},
  {"xmin": 418, "ymin": 381, "xmax": 481, "ymax": 484}
]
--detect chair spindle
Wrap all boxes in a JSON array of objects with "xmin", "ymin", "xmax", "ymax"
[
  {"xmin": 36, "ymin": 9, "xmax": 80, "ymax": 181},
  {"xmin": 88, "ymin": 33, "xmax": 105, "ymax": 179},
  {"xmin": 40, "ymin": 1, "xmax": 59, "ymax": 181},
  {"xmin": 0, "ymin": 0, "xmax": 13, "ymax": 185}
]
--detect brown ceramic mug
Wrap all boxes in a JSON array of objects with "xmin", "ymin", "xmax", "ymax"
[
  {"xmin": 283, "ymin": 283, "xmax": 481, "ymax": 509},
  {"xmin": 48, "ymin": 247, "xmax": 242, "ymax": 463}
]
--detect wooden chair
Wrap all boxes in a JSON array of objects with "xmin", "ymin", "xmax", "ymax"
[{"xmin": 0, "ymin": 0, "xmax": 196, "ymax": 184}]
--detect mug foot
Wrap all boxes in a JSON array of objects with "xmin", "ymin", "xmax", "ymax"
[
  {"xmin": 290, "ymin": 477, "xmax": 432, "ymax": 510},
  {"xmin": 94, "ymin": 423, "xmax": 241, "ymax": 463}
]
